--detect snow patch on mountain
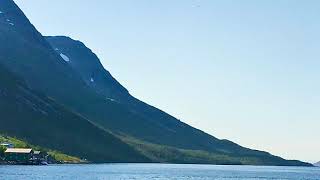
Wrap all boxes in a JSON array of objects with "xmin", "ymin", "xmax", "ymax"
[
  {"xmin": 90, "ymin": 77, "xmax": 94, "ymax": 82},
  {"xmin": 60, "ymin": 53, "xmax": 70, "ymax": 62},
  {"xmin": 106, "ymin": 98, "xmax": 116, "ymax": 102},
  {"xmin": 4, "ymin": 19, "xmax": 15, "ymax": 26}
]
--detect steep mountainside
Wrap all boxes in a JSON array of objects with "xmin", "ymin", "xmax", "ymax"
[
  {"xmin": 45, "ymin": 36, "xmax": 311, "ymax": 166},
  {"xmin": 0, "ymin": 0, "xmax": 311, "ymax": 166},
  {"xmin": 44, "ymin": 37, "xmax": 255, "ymax": 153},
  {"xmin": 0, "ymin": 65, "xmax": 148, "ymax": 162}
]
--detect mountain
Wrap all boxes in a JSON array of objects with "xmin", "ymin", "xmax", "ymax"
[
  {"xmin": 44, "ymin": 37, "xmax": 312, "ymax": 166},
  {"xmin": 315, "ymin": 162, "xmax": 320, "ymax": 167},
  {"xmin": 44, "ymin": 37, "xmax": 259, "ymax": 152},
  {"xmin": 0, "ymin": 0, "xmax": 173, "ymax": 149},
  {"xmin": 0, "ymin": 0, "xmax": 311, "ymax": 166}
]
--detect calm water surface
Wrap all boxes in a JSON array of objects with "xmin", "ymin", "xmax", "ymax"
[{"xmin": 0, "ymin": 164, "xmax": 319, "ymax": 180}]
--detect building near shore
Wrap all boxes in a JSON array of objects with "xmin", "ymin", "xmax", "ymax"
[{"xmin": 5, "ymin": 148, "xmax": 33, "ymax": 163}]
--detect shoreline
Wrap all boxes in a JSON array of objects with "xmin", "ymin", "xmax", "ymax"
[{"xmin": 0, "ymin": 161, "xmax": 315, "ymax": 167}]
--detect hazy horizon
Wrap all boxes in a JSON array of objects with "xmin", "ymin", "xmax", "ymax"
[{"xmin": 14, "ymin": 0, "xmax": 320, "ymax": 163}]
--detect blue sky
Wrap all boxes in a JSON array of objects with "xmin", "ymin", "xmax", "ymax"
[{"xmin": 14, "ymin": 0, "xmax": 320, "ymax": 163}]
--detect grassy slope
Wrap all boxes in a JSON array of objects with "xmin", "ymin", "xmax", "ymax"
[
  {"xmin": 0, "ymin": 135, "xmax": 82, "ymax": 163},
  {"xmin": 121, "ymin": 136, "xmax": 312, "ymax": 166}
]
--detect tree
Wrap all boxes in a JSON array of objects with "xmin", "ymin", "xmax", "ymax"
[{"xmin": 0, "ymin": 145, "xmax": 6, "ymax": 159}]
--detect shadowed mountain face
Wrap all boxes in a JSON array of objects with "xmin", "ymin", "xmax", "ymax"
[
  {"xmin": 315, "ymin": 162, "xmax": 320, "ymax": 167},
  {"xmin": 0, "ymin": 0, "xmax": 312, "ymax": 166},
  {"xmin": 0, "ymin": 64, "xmax": 149, "ymax": 163}
]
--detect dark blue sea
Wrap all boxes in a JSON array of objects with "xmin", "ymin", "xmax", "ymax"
[{"xmin": 0, "ymin": 164, "xmax": 319, "ymax": 180}]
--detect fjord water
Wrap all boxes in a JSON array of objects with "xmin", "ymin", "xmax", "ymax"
[{"xmin": 0, "ymin": 164, "xmax": 319, "ymax": 180}]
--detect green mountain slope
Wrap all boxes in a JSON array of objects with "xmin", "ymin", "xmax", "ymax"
[
  {"xmin": 0, "ymin": 64, "xmax": 148, "ymax": 163},
  {"xmin": 0, "ymin": 0, "xmax": 311, "ymax": 166}
]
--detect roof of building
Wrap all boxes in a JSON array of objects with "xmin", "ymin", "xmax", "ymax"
[
  {"xmin": 0, "ymin": 143, "xmax": 13, "ymax": 145},
  {"xmin": 5, "ymin": 148, "xmax": 33, "ymax": 154}
]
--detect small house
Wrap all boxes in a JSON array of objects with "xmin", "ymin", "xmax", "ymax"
[
  {"xmin": 5, "ymin": 148, "xmax": 33, "ymax": 163},
  {"xmin": 32, "ymin": 151, "xmax": 47, "ymax": 161},
  {"xmin": 0, "ymin": 143, "xmax": 14, "ymax": 148}
]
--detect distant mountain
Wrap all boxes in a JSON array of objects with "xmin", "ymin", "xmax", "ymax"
[
  {"xmin": 315, "ymin": 162, "xmax": 320, "ymax": 167},
  {"xmin": 0, "ymin": 0, "xmax": 312, "ymax": 166}
]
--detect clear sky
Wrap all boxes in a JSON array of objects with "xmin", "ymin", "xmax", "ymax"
[{"xmin": 13, "ymin": 0, "xmax": 320, "ymax": 163}]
